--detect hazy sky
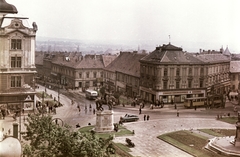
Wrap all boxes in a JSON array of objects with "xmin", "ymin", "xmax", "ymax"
[{"xmin": 7, "ymin": 0, "xmax": 240, "ymax": 52}]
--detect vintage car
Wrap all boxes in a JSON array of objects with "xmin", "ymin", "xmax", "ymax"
[{"xmin": 121, "ymin": 114, "xmax": 139, "ymax": 122}]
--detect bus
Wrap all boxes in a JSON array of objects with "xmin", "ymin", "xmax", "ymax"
[
  {"xmin": 184, "ymin": 97, "xmax": 207, "ymax": 108},
  {"xmin": 85, "ymin": 89, "xmax": 98, "ymax": 100}
]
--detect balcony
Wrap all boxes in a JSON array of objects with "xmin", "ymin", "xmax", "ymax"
[{"xmin": 162, "ymin": 76, "xmax": 169, "ymax": 81}]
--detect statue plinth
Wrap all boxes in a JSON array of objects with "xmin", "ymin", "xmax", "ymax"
[
  {"xmin": 235, "ymin": 122, "xmax": 240, "ymax": 147},
  {"xmin": 95, "ymin": 110, "xmax": 114, "ymax": 132}
]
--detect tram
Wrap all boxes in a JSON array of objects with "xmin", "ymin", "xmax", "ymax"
[{"xmin": 184, "ymin": 97, "xmax": 207, "ymax": 108}]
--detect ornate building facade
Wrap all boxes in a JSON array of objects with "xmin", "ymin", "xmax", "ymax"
[
  {"xmin": 139, "ymin": 43, "xmax": 231, "ymax": 103},
  {"xmin": 0, "ymin": 1, "xmax": 37, "ymax": 111}
]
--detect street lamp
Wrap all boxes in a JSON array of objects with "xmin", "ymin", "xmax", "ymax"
[{"xmin": 57, "ymin": 81, "xmax": 60, "ymax": 105}]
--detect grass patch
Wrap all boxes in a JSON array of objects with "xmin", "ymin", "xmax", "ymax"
[
  {"xmin": 79, "ymin": 125, "xmax": 133, "ymax": 157},
  {"xmin": 79, "ymin": 125, "xmax": 133, "ymax": 138},
  {"xmin": 199, "ymin": 129, "xmax": 235, "ymax": 137},
  {"xmin": 218, "ymin": 116, "xmax": 238, "ymax": 124},
  {"xmin": 158, "ymin": 130, "xmax": 223, "ymax": 157},
  {"xmin": 114, "ymin": 143, "xmax": 132, "ymax": 152}
]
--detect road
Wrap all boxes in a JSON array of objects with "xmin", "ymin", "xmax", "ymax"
[
  {"xmin": 42, "ymin": 85, "xmax": 237, "ymax": 129},
  {"xmin": 36, "ymin": 86, "xmax": 237, "ymax": 157}
]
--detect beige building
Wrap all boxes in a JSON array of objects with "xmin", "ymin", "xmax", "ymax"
[
  {"xmin": 36, "ymin": 52, "xmax": 117, "ymax": 91},
  {"xmin": 0, "ymin": 1, "xmax": 37, "ymax": 111},
  {"xmin": 139, "ymin": 43, "xmax": 231, "ymax": 103}
]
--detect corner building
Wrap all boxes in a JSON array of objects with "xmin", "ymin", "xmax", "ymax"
[
  {"xmin": 139, "ymin": 43, "xmax": 231, "ymax": 103},
  {"xmin": 0, "ymin": 1, "xmax": 37, "ymax": 112}
]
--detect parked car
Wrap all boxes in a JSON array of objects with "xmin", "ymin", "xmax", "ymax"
[{"xmin": 121, "ymin": 114, "xmax": 139, "ymax": 122}]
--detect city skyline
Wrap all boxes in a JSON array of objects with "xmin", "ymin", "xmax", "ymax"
[{"xmin": 7, "ymin": 0, "xmax": 240, "ymax": 53}]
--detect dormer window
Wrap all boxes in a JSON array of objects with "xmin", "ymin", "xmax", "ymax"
[{"xmin": 11, "ymin": 39, "xmax": 22, "ymax": 50}]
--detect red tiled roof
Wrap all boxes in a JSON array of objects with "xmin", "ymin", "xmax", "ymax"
[{"xmin": 105, "ymin": 52, "xmax": 147, "ymax": 77}]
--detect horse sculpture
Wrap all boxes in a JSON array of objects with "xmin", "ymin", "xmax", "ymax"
[{"xmin": 95, "ymin": 94, "xmax": 116, "ymax": 111}]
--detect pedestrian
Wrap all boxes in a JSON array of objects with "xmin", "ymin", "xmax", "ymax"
[
  {"xmin": 78, "ymin": 106, "xmax": 81, "ymax": 113},
  {"xmin": 177, "ymin": 109, "xmax": 179, "ymax": 117},
  {"xmin": 194, "ymin": 106, "xmax": 197, "ymax": 110},
  {"xmin": 139, "ymin": 106, "xmax": 142, "ymax": 114},
  {"xmin": 22, "ymin": 108, "xmax": 24, "ymax": 115},
  {"xmin": 144, "ymin": 115, "xmax": 146, "ymax": 121},
  {"xmin": 93, "ymin": 108, "xmax": 95, "ymax": 114},
  {"xmin": 147, "ymin": 115, "xmax": 149, "ymax": 121},
  {"xmin": 85, "ymin": 105, "xmax": 87, "ymax": 113},
  {"xmin": 89, "ymin": 104, "xmax": 92, "ymax": 111},
  {"xmin": 174, "ymin": 104, "xmax": 177, "ymax": 109}
]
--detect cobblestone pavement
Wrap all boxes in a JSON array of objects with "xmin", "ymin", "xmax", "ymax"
[
  {"xmin": 0, "ymin": 86, "xmax": 237, "ymax": 157},
  {"xmin": 113, "ymin": 118, "xmax": 235, "ymax": 157}
]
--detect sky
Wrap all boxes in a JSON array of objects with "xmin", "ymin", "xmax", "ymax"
[{"xmin": 6, "ymin": 0, "xmax": 240, "ymax": 53}]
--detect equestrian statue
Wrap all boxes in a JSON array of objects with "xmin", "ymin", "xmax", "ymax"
[{"xmin": 95, "ymin": 93, "xmax": 116, "ymax": 111}]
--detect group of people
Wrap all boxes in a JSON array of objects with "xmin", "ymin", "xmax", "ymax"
[
  {"xmin": 76, "ymin": 103, "xmax": 95, "ymax": 115},
  {"xmin": 36, "ymin": 101, "xmax": 57, "ymax": 115},
  {"xmin": 143, "ymin": 114, "xmax": 150, "ymax": 121}
]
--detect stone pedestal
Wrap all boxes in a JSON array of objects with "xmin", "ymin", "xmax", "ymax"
[
  {"xmin": 95, "ymin": 110, "xmax": 114, "ymax": 132},
  {"xmin": 235, "ymin": 122, "xmax": 240, "ymax": 147}
]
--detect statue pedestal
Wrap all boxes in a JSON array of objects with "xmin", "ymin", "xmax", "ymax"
[
  {"xmin": 95, "ymin": 110, "xmax": 114, "ymax": 132},
  {"xmin": 234, "ymin": 122, "xmax": 240, "ymax": 147}
]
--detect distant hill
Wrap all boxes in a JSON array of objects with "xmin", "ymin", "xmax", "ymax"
[{"xmin": 36, "ymin": 36, "xmax": 154, "ymax": 54}]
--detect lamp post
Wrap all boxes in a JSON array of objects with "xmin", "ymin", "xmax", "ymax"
[
  {"xmin": 42, "ymin": 91, "xmax": 44, "ymax": 117},
  {"xmin": 57, "ymin": 81, "xmax": 60, "ymax": 105}
]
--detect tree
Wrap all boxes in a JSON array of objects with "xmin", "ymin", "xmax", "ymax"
[{"xmin": 23, "ymin": 114, "xmax": 113, "ymax": 157}]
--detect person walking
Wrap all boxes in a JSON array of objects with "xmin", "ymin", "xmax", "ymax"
[
  {"xmin": 147, "ymin": 115, "xmax": 150, "ymax": 121},
  {"xmin": 139, "ymin": 106, "xmax": 142, "ymax": 114},
  {"xmin": 144, "ymin": 115, "xmax": 146, "ymax": 121},
  {"xmin": 85, "ymin": 105, "xmax": 87, "ymax": 113},
  {"xmin": 89, "ymin": 104, "xmax": 92, "ymax": 111}
]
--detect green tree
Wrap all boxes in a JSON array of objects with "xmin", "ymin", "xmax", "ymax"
[{"xmin": 23, "ymin": 114, "xmax": 113, "ymax": 157}]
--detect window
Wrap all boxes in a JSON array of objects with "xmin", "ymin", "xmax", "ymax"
[
  {"xmin": 176, "ymin": 68, "xmax": 180, "ymax": 76},
  {"xmin": 11, "ymin": 39, "xmax": 22, "ymax": 50},
  {"xmin": 189, "ymin": 67, "xmax": 192, "ymax": 75},
  {"xmin": 163, "ymin": 81, "xmax": 168, "ymax": 89},
  {"xmin": 200, "ymin": 67, "xmax": 204, "ymax": 75},
  {"xmin": 79, "ymin": 73, "xmax": 82, "ymax": 78},
  {"xmin": 164, "ymin": 68, "xmax": 168, "ymax": 76},
  {"xmin": 93, "ymin": 72, "xmax": 97, "ymax": 78},
  {"xmin": 176, "ymin": 81, "xmax": 180, "ymax": 89},
  {"xmin": 11, "ymin": 76, "xmax": 21, "ymax": 87},
  {"xmin": 86, "ymin": 72, "xmax": 89, "ymax": 78},
  {"xmin": 11, "ymin": 56, "xmax": 21, "ymax": 68},
  {"xmin": 200, "ymin": 80, "xmax": 204, "ymax": 88},
  {"xmin": 188, "ymin": 80, "xmax": 192, "ymax": 88}
]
